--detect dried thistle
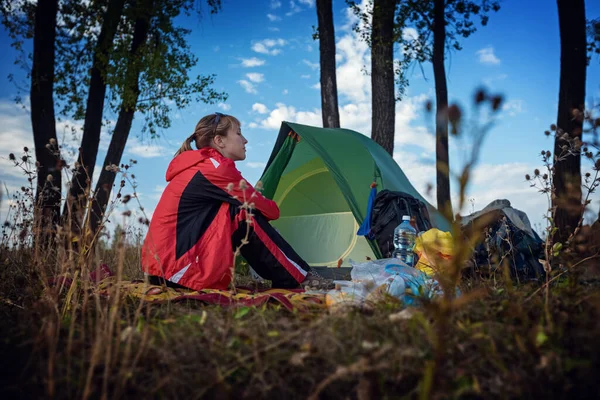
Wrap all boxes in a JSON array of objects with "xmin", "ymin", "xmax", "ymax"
[
  {"xmin": 474, "ymin": 89, "xmax": 486, "ymax": 104},
  {"xmin": 491, "ymin": 95, "xmax": 503, "ymax": 111}
]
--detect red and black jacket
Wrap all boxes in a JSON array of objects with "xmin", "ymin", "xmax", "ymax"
[{"xmin": 142, "ymin": 147, "xmax": 280, "ymax": 290}]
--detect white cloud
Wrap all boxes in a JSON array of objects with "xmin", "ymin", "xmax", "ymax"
[
  {"xmin": 237, "ymin": 80, "xmax": 258, "ymax": 94},
  {"xmin": 282, "ymin": 89, "xmax": 289, "ymax": 95},
  {"xmin": 483, "ymin": 73, "xmax": 508, "ymax": 86},
  {"xmin": 251, "ymin": 2, "xmax": 434, "ymax": 151},
  {"xmin": 126, "ymin": 137, "xmax": 168, "ymax": 159},
  {"xmin": 254, "ymin": 92, "xmax": 434, "ymax": 151},
  {"xmin": 252, "ymin": 103, "xmax": 270, "ymax": 114},
  {"xmin": 392, "ymin": 151, "xmax": 536, "ymax": 223},
  {"xmin": 151, "ymin": 184, "xmax": 166, "ymax": 200},
  {"xmin": 286, "ymin": 1, "xmax": 302, "ymax": 16},
  {"xmin": 393, "ymin": 150, "xmax": 436, "ymax": 204},
  {"xmin": 389, "ymin": 153, "xmax": 552, "ymax": 228},
  {"xmin": 301, "ymin": 74, "xmax": 311, "ymax": 79},
  {"xmin": 0, "ymin": 99, "xmax": 106, "ymax": 182},
  {"xmin": 240, "ymin": 57, "xmax": 265, "ymax": 67},
  {"xmin": 502, "ymin": 99, "xmax": 525, "ymax": 116},
  {"xmin": 465, "ymin": 162, "xmax": 549, "ymax": 224},
  {"xmin": 258, "ymin": 103, "xmax": 321, "ymax": 129},
  {"xmin": 307, "ymin": 45, "xmax": 313, "ymax": 52},
  {"xmin": 251, "ymin": 38, "xmax": 287, "ymax": 55},
  {"xmin": 268, "ymin": 27, "xmax": 280, "ymax": 32},
  {"xmin": 267, "ymin": 13, "xmax": 281, "ymax": 22},
  {"xmin": 311, "ymin": 82, "xmax": 321, "ymax": 90},
  {"xmin": 0, "ymin": 102, "xmax": 35, "ymax": 181},
  {"xmin": 400, "ymin": 27, "xmax": 423, "ymax": 58},
  {"xmin": 335, "ymin": 29, "xmax": 371, "ymax": 103},
  {"xmin": 270, "ymin": 0, "xmax": 281, "ymax": 8},
  {"xmin": 285, "ymin": 0, "xmax": 314, "ymax": 16},
  {"xmin": 246, "ymin": 72, "xmax": 265, "ymax": 83},
  {"xmin": 246, "ymin": 162, "xmax": 266, "ymax": 169},
  {"xmin": 218, "ymin": 103, "xmax": 231, "ymax": 111},
  {"xmin": 339, "ymin": 0, "xmax": 371, "ymax": 33},
  {"xmin": 402, "ymin": 27, "xmax": 419, "ymax": 41},
  {"xmin": 476, "ymin": 47, "xmax": 501, "ymax": 65},
  {"xmin": 302, "ymin": 59, "xmax": 319, "ymax": 70},
  {"xmin": 248, "ymin": 122, "xmax": 259, "ymax": 129}
]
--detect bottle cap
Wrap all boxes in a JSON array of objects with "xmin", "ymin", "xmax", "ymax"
[{"xmin": 402, "ymin": 215, "xmax": 410, "ymax": 221}]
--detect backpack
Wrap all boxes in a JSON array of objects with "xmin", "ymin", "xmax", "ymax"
[
  {"xmin": 461, "ymin": 200, "xmax": 545, "ymax": 281},
  {"xmin": 368, "ymin": 190, "xmax": 433, "ymax": 258}
]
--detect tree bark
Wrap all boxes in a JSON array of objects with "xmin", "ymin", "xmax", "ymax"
[
  {"xmin": 316, "ymin": 0, "xmax": 340, "ymax": 128},
  {"xmin": 90, "ymin": 0, "xmax": 153, "ymax": 236},
  {"xmin": 371, "ymin": 0, "xmax": 397, "ymax": 155},
  {"xmin": 433, "ymin": 0, "xmax": 452, "ymax": 216},
  {"xmin": 63, "ymin": 0, "xmax": 126, "ymax": 232},
  {"xmin": 553, "ymin": 0, "xmax": 586, "ymax": 243},
  {"xmin": 30, "ymin": 0, "xmax": 61, "ymax": 245}
]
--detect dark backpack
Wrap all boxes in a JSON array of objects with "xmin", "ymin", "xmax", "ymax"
[
  {"xmin": 461, "ymin": 207, "xmax": 545, "ymax": 281},
  {"xmin": 369, "ymin": 190, "xmax": 433, "ymax": 258}
]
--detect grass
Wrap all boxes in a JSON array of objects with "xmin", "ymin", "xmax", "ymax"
[{"xmin": 1, "ymin": 246, "xmax": 599, "ymax": 399}]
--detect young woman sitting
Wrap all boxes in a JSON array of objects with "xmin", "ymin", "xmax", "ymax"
[{"xmin": 142, "ymin": 113, "xmax": 333, "ymax": 291}]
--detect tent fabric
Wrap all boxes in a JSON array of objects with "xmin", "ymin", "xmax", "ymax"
[{"xmin": 259, "ymin": 121, "xmax": 449, "ymax": 267}]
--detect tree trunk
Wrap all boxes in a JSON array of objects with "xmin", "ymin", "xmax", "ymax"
[
  {"xmin": 553, "ymin": 0, "xmax": 586, "ymax": 243},
  {"xmin": 371, "ymin": 0, "xmax": 396, "ymax": 155},
  {"xmin": 30, "ymin": 0, "xmax": 61, "ymax": 246},
  {"xmin": 433, "ymin": 0, "xmax": 452, "ymax": 216},
  {"xmin": 63, "ymin": 0, "xmax": 126, "ymax": 233},
  {"xmin": 90, "ymin": 0, "xmax": 153, "ymax": 236},
  {"xmin": 316, "ymin": 0, "xmax": 340, "ymax": 128}
]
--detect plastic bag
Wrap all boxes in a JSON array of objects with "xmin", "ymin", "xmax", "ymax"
[
  {"xmin": 350, "ymin": 258, "xmax": 410, "ymax": 284},
  {"xmin": 414, "ymin": 229, "xmax": 454, "ymax": 276},
  {"xmin": 348, "ymin": 259, "xmax": 443, "ymax": 306},
  {"xmin": 325, "ymin": 280, "xmax": 369, "ymax": 309}
]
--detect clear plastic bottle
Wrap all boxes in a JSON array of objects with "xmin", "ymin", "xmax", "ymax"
[{"xmin": 392, "ymin": 215, "xmax": 416, "ymax": 266}]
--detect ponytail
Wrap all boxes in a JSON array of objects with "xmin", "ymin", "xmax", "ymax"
[{"xmin": 174, "ymin": 133, "xmax": 196, "ymax": 158}]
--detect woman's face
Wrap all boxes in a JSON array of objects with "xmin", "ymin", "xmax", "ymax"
[{"xmin": 214, "ymin": 124, "xmax": 248, "ymax": 161}]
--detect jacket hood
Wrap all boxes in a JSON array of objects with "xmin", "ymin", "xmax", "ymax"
[{"xmin": 166, "ymin": 148, "xmax": 226, "ymax": 182}]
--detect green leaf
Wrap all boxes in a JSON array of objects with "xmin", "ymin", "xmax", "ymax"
[
  {"xmin": 234, "ymin": 307, "xmax": 250, "ymax": 319},
  {"xmin": 552, "ymin": 242, "xmax": 563, "ymax": 257},
  {"xmin": 536, "ymin": 330, "xmax": 548, "ymax": 347},
  {"xmin": 136, "ymin": 316, "xmax": 145, "ymax": 333},
  {"xmin": 187, "ymin": 311, "xmax": 207, "ymax": 325}
]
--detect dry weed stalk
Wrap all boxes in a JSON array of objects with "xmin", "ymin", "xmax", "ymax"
[
  {"xmin": 417, "ymin": 88, "xmax": 505, "ymax": 394},
  {"xmin": 1, "ymin": 142, "xmax": 153, "ymax": 399},
  {"xmin": 526, "ymin": 103, "xmax": 600, "ymax": 322}
]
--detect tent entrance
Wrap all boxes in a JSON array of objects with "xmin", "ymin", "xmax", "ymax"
[{"xmin": 270, "ymin": 158, "xmax": 375, "ymax": 267}]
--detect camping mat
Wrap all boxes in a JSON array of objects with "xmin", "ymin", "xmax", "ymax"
[{"xmin": 98, "ymin": 279, "xmax": 326, "ymax": 312}]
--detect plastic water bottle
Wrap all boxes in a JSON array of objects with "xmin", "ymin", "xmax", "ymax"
[{"xmin": 392, "ymin": 215, "xmax": 416, "ymax": 266}]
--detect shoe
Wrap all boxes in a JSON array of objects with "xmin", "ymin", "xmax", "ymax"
[{"xmin": 300, "ymin": 269, "xmax": 335, "ymax": 290}]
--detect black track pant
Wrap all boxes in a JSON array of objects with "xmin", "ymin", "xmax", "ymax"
[{"xmin": 231, "ymin": 210, "xmax": 311, "ymax": 288}]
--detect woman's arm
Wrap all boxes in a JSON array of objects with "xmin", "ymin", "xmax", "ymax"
[{"xmin": 202, "ymin": 158, "xmax": 280, "ymax": 221}]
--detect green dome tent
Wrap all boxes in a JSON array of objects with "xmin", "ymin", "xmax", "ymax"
[{"xmin": 259, "ymin": 121, "xmax": 449, "ymax": 267}]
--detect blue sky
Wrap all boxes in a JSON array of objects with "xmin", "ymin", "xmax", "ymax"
[{"xmin": 1, "ymin": 0, "xmax": 599, "ymax": 233}]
